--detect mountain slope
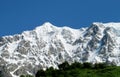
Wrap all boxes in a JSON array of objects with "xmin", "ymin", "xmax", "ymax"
[{"xmin": 0, "ymin": 22, "xmax": 120, "ymax": 77}]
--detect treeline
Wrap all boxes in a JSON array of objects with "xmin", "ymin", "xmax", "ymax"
[{"xmin": 21, "ymin": 62, "xmax": 120, "ymax": 77}]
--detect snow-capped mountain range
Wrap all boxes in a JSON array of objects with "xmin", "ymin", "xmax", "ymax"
[{"xmin": 0, "ymin": 22, "xmax": 120, "ymax": 77}]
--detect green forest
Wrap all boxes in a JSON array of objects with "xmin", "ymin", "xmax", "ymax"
[{"xmin": 20, "ymin": 62, "xmax": 120, "ymax": 77}]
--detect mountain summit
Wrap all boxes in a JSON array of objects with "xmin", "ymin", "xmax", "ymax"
[{"xmin": 0, "ymin": 22, "xmax": 120, "ymax": 77}]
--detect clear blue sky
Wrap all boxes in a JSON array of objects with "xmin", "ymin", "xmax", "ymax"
[{"xmin": 0, "ymin": 0, "xmax": 120, "ymax": 36}]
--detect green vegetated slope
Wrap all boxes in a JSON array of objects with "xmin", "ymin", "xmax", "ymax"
[{"xmin": 21, "ymin": 62, "xmax": 120, "ymax": 77}]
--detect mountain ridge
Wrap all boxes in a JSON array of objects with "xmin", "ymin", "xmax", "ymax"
[{"xmin": 0, "ymin": 22, "xmax": 120, "ymax": 77}]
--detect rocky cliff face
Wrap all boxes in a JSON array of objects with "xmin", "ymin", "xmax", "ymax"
[{"xmin": 0, "ymin": 22, "xmax": 120, "ymax": 77}]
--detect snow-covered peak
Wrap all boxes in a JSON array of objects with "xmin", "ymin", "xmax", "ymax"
[
  {"xmin": 41, "ymin": 22, "xmax": 55, "ymax": 28},
  {"xmin": 1, "ymin": 22, "xmax": 120, "ymax": 77},
  {"xmin": 43, "ymin": 22, "xmax": 53, "ymax": 25},
  {"xmin": 92, "ymin": 22, "xmax": 103, "ymax": 26},
  {"xmin": 93, "ymin": 22, "xmax": 120, "ymax": 29},
  {"xmin": 103, "ymin": 22, "xmax": 120, "ymax": 29},
  {"xmin": 36, "ymin": 22, "xmax": 56, "ymax": 30},
  {"xmin": 34, "ymin": 22, "xmax": 58, "ymax": 35}
]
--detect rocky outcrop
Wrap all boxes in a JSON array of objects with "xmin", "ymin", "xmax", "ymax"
[{"xmin": 0, "ymin": 65, "xmax": 12, "ymax": 77}]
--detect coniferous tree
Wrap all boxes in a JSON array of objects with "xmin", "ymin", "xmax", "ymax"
[
  {"xmin": 36, "ymin": 69, "xmax": 46, "ymax": 77},
  {"xmin": 58, "ymin": 61, "xmax": 69, "ymax": 70},
  {"xmin": 83, "ymin": 62, "xmax": 93, "ymax": 68}
]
